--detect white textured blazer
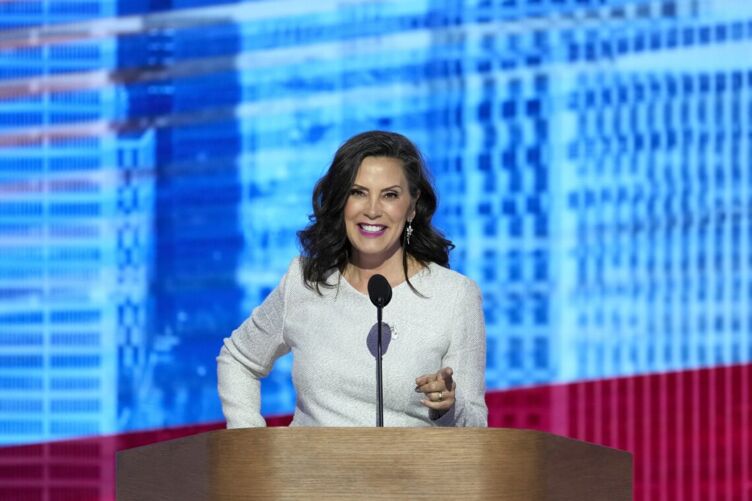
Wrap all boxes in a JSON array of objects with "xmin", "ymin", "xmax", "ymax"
[{"xmin": 217, "ymin": 257, "xmax": 487, "ymax": 427}]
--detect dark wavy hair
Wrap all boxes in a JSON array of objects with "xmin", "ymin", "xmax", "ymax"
[{"xmin": 297, "ymin": 130, "xmax": 454, "ymax": 295}]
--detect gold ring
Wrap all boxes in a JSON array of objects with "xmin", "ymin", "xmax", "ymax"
[{"xmin": 437, "ymin": 391, "xmax": 443, "ymax": 402}]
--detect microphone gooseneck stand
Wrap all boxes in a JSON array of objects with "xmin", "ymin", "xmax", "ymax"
[
  {"xmin": 376, "ymin": 302, "xmax": 384, "ymax": 427},
  {"xmin": 367, "ymin": 274, "xmax": 392, "ymax": 428}
]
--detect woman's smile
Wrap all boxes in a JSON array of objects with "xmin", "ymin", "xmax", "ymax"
[{"xmin": 357, "ymin": 223, "xmax": 388, "ymax": 237}]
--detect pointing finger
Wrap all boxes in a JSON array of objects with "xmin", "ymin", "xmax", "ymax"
[{"xmin": 415, "ymin": 373, "xmax": 437, "ymax": 386}]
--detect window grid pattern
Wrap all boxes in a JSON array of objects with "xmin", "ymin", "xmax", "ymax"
[{"xmin": 0, "ymin": 0, "xmax": 749, "ymax": 452}]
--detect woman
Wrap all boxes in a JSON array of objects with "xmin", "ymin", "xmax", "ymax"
[{"xmin": 217, "ymin": 131, "xmax": 487, "ymax": 427}]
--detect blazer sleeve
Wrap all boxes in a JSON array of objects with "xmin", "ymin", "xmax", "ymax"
[
  {"xmin": 216, "ymin": 263, "xmax": 293, "ymax": 428},
  {"xmin": 433, "ymin": 277, "xmax": 488, "ymax": 427}
]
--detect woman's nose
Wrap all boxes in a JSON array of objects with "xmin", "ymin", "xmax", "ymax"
[{"xmin": 365, "ymin": 196, "xmax": 382, "ymax": 217}]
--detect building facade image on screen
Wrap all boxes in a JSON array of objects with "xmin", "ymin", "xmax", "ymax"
[{"xmin": 0, "ymin": 0, "xmax": 750, "ymax": 449}]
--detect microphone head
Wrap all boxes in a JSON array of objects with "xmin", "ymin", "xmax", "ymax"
[{"xmin": 367, "ymin": 274, "xmax": 392, "ymax": 308}]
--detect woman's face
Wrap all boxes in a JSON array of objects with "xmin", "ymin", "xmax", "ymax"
[{"xmin": 344, "ymin": 156, "xmax": 416, "ymax": 267}]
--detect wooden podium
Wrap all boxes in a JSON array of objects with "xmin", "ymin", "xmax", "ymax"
[{"xmin": 117, "ymin": 428, "xmax": 631, "ymax": 500}]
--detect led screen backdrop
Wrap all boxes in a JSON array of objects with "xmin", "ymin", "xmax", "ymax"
[{"xmin": 0, "ymin": 0, "xmax": 750, "ymax": 481}]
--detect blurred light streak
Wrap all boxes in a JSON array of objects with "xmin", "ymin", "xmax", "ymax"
[{"xmin": 0, "ymin": 0, "xmax": 377, "ymax": 52}]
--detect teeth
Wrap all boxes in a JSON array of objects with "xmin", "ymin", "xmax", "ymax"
[{"xmin": 360, "ymin": 224, "xmax": 385, "ymax": 232}]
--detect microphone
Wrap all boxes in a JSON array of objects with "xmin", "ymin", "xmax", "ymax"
[
  {"xmin": 367, "ymin": 274, "xmax": 392, "ymax": 308},
  {"xmin": 367, "ymin": 274, "xmax": 392, "ymax": 427}
]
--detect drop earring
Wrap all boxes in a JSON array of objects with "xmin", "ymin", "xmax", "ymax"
[{"xmin": 405, "ymin": 220, "xmax": 413, "ymax": 245}]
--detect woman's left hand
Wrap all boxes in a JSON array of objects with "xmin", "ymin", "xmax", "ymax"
[{"xmin": 415, "ymin": 367, "xmax": 456, "ymax": 412}]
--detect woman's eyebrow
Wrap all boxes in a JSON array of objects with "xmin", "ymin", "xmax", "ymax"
[{"xmin": 351, "ymin": 184, "xmax": 403, "ymax": 191}]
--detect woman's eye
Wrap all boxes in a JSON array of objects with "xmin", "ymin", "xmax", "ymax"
[
  {"xmin": 384, "ymin": 192, "xmax": 399, "ymax": 199},
  {"xmin": 350, "ymin": 189, "xmax": 365, "ymax": 197}
]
